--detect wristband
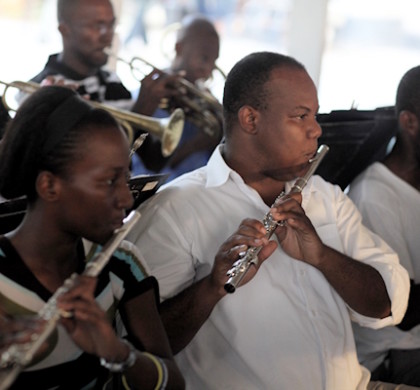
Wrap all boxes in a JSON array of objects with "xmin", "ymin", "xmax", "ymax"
[{"xmin": 100, "ymin": 339, "xmax": 137, "ymax": 373}]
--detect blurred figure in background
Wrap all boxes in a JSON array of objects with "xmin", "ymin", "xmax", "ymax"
[
  {"xmin": 131, "ymin": 14, "xmax": 223, "ymax": 181},
  {"xmin": 0, "ymin": 98, "xmax": 11, "ymax": 139},
  {"xmin": 32, "ymin": 0, "xmax": 135, "ymax": 109},
  {"xmin": 26, "ymin": 0, "xmax": 184, "ymax": 171},
  {"xmin": 349, "ymin": 65, "xmax": 420, "ymax": 387}
]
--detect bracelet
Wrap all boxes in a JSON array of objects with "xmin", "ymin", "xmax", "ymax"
[
  {"xmin": 100, "ymin": 339, "xmax": 137, "ymax": 373},
  {"xmin": 142, "ymin": 352, "xmax": 168, "ymax": 390}
]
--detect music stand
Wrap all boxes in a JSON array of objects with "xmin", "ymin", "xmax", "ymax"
[
  {"xmin": 129, "ymin": 173, "xmax": 169, "ymax": 210},
  {"xmin": 316, "ymin": 107, "xmax": 398, "ymax": 190}
]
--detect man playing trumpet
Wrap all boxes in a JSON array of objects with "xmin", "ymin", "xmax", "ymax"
[
  {"xmin": 29, "ymin": 0, "xmax": 222, "ymax": 180},
  {"xmin": 131, "ymin": 14, "xmax": 224, "ymax": 181},
  {"xmin": 27, "ymin": 0, "xmax": 185, "ymax": 168}
]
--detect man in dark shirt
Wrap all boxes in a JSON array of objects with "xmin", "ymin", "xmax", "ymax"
[{"xmin": 29, "ymin": 0, "xmax": 184, "ymax": 166}]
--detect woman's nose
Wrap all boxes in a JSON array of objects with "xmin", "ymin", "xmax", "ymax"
[{"xmin": 117, "ymin": 182, "xmax": 134, "ymax": 211}]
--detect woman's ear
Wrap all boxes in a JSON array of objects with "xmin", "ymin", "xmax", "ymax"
[
  {"xmin": 35, "ymin": 171, "xmax": 61, "ymax": 202},
  {"xmin": 238, "ymin": 106, "xmax": 259, "ymax": 134}
]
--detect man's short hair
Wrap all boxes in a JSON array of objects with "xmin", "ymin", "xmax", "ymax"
[
  {"xmin": 396, "ymin": 65, "xmax": 420, "ymax": 117},
  {"xmin": 176, "ymin": 14, "xmax": 219, "ymax": 44},
  {"xmin": 222, "ymin": 51, "xmax": 305, "ymax": 132},
  {"xmin": 57, "ymin": 0, "xmax": 80, "ymax": 22}
]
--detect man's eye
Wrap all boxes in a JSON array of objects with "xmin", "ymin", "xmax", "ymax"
[{"xmin": 93, "ymin": 21, "xmax": 116, "ymax": 34}]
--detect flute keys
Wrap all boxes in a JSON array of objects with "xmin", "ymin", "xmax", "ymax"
[
  {"xmin": 226, "ymin": 260, "xmax": 242, "ymax": 277},
  {"xmin": 226, "ymin": 260, "xmax": 245, "ymax": 277},
  {"xmin": 263, "ymin": 213, "xmax": 275, "ymax": 231}
]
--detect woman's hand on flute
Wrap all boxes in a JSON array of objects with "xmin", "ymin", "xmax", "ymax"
[
  {"xmin": 0, "ymin": 312, "xmax": 46, "ymax": 353},
  {"xmin": 57, "ymin": 275, "xmax": 128, "ymax": 362}
]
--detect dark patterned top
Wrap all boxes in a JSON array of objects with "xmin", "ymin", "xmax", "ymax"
[
  {"xmin": 31, "ymin": 54, "xmax": 133, "ymax": 110},
  {"xmin": 0, "ymin": 237, "xmax": 158, "ymax": 389}
]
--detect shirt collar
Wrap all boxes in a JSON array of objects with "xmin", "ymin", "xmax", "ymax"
[{"xmin": 205, "ymin": 144, "xmax": 235, "ymax": 188}]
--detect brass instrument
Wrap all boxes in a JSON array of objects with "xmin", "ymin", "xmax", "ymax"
[
  {"xmin": 0, "ymin": 210, "xmax": 141, "ymax": 390},
  {"xmin": 107, "ymin": 51, "xmax": 223, "ymax": 139},
  {"xmin": 224, "ymin": 145, "xmax": 330, "ymax": 293},
  {"xmin": 0, "ymin": 80, "xmax": 184, "ymax": 157}
]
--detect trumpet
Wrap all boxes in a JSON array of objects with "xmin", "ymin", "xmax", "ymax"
[
  {"xmin": 107, "ymin": 51, "xmax": 223, "ymax": 140},
  {"xmin": 0, "ymin": 210, "xmax": 141, "ymax": 390},
  {"xmin": 224, "ymin": 145, "xmax": 330, "ymax": 293},
  {"xmin": 0, "ymin": 80, "xmax": 184, "ymax": 157}
]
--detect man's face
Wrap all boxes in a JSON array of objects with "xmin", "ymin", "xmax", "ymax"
[
  {"xmin": 253, "ymin": 67, "xmax": 322, "ymax": 182},
  {"xmin": 61, "ymin": 0, "xmax": 115, "ymax": 72},
  {"xmin": 175, "ymin": 33, "xmax": 220, "ymax": 83}
]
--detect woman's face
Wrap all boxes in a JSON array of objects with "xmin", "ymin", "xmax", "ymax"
[{"xmin": 55, "ymin": 125, "xmax": 133, "ymax": 244}]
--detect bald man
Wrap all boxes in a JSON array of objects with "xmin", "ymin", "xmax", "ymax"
[
  {"xmin": 172, "ymin": 15, "xmax": 220, "ymax": 84},
  {"xmin": 131, "ymin": 14, "xmax": 223, "ymax": 181}
]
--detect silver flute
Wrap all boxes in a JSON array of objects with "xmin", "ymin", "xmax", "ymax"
[
  {"xmin": 224, "ymin": 144, "xmax": 329, "ymax": 293},
  {"xmin": 0, "ymin": 210, "xmax": 141, "ymax": 390}
]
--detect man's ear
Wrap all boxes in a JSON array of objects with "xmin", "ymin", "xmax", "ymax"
[
  {"xmin": 58, "ymin": 22, "xmax": 70, "ymax": 38},
  {"xmin": 35, "ymin": 171, "xmax": 61, "ymax": 202},
  {"xmin": 399, "ymin": 110, "xmax": 419, "ymax": 137},
  {"xmin": 238, "ymin": 106, "xmax": 259, "ymax": 134},
  {"xmin": 174, "ymin": 41, "xmax": 183, "ymax": 57}
]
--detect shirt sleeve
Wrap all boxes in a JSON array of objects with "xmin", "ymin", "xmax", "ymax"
[
  {"xmin": 350, "ymin": 182, "xmax": 415, "ymax": 279},
  {"xmin": 126, "ymin": 190, "xmax": 198, "ymax": 300},
  {"xmin": 334, "ymin": 184, "xmax": 410, "ymax": 328}
]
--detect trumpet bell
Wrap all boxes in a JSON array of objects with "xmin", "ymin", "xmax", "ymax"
[
  {"xmin": 157, "ymin": 107, "xmax": 185, "ymax": 157},
  {"xmin": 88, "ymin": 101, "xmax": 184, "ymax": 157},
  {"xmin": 106, "ymin": 52, "xmax": 223, "ymax": 140}
]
